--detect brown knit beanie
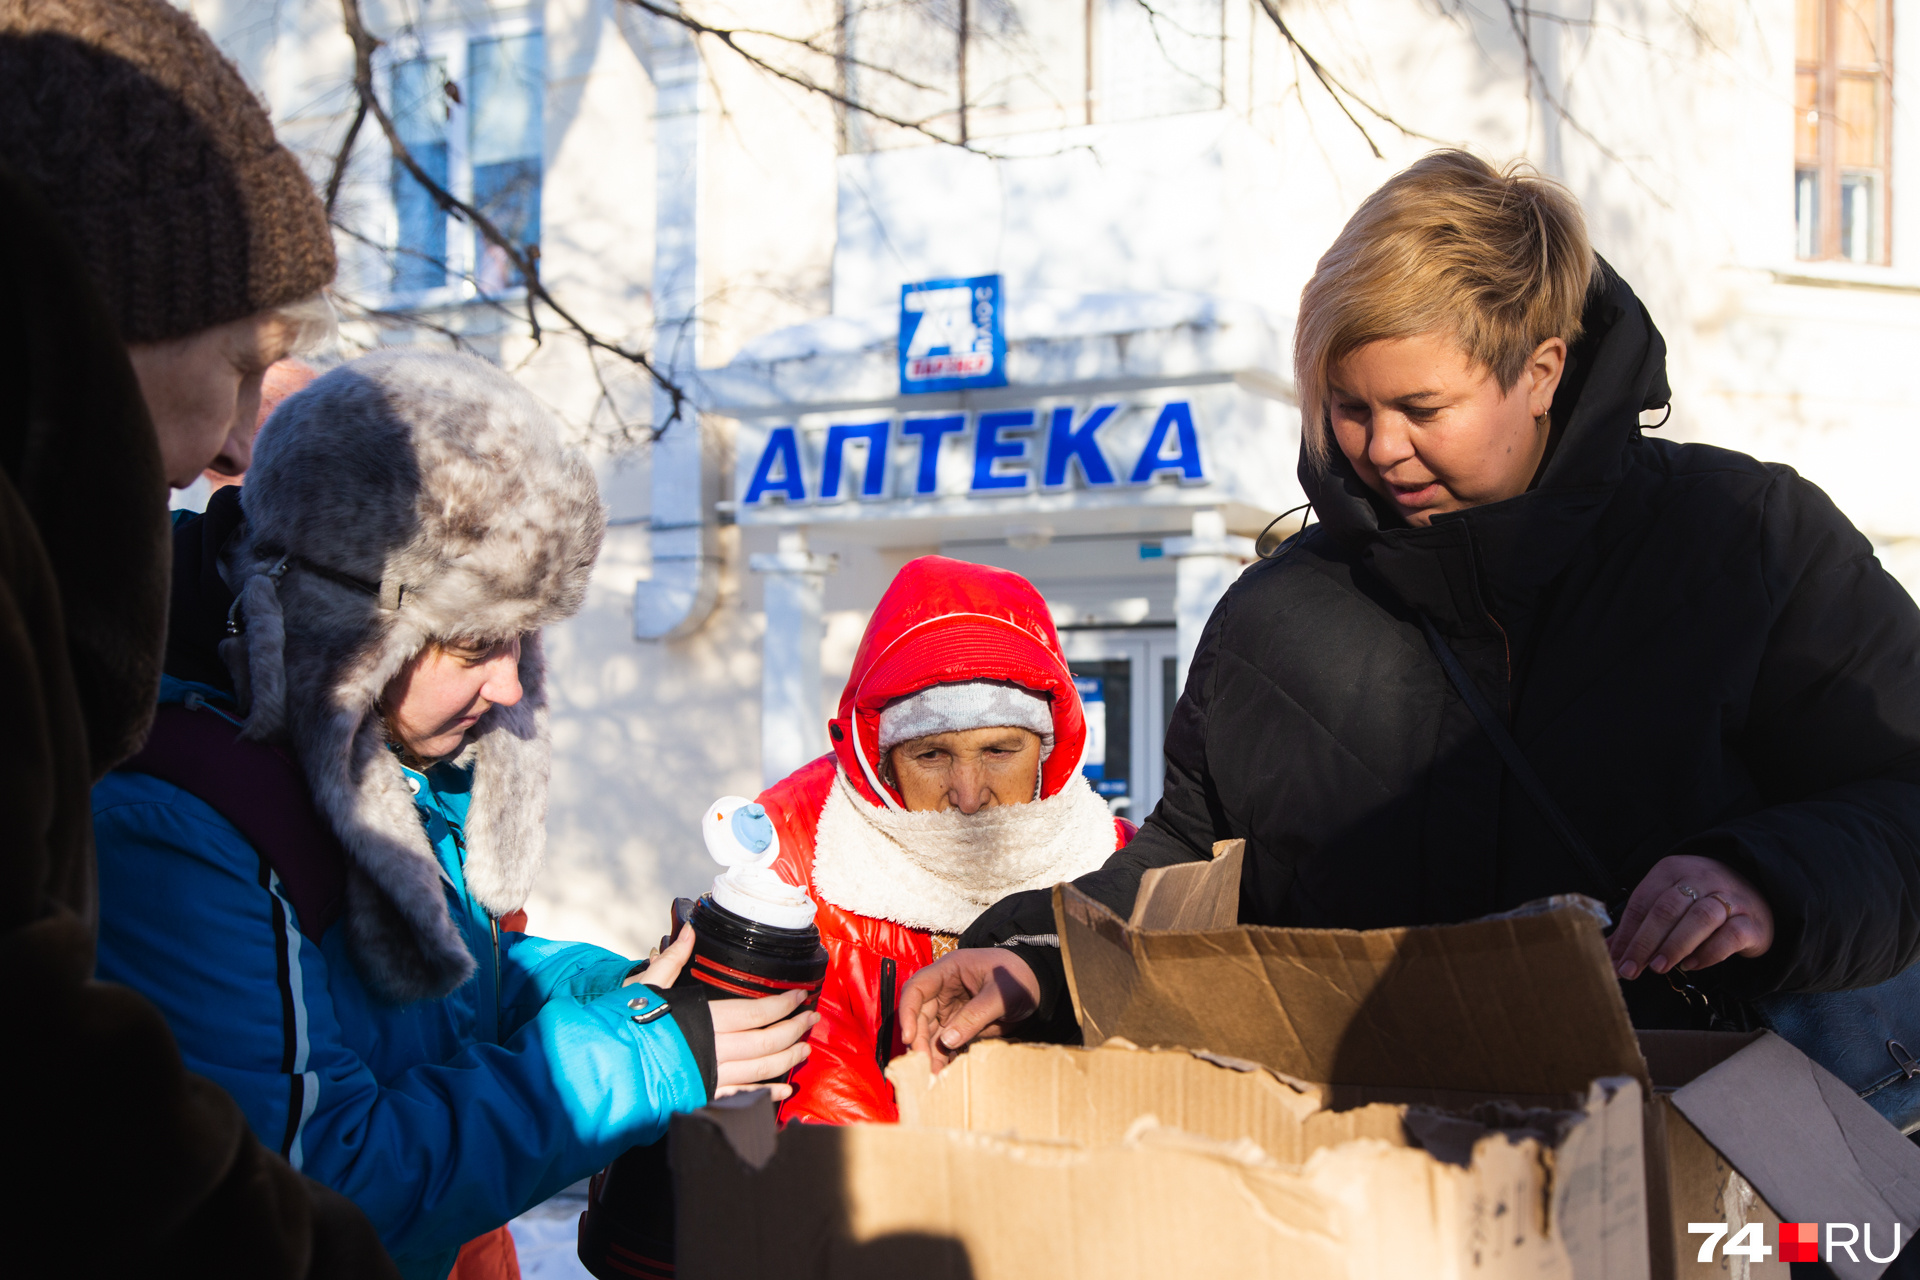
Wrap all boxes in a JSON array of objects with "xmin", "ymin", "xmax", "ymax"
[{"xmin": 0, "ymin": 0, "xmax": 336, "ymax": 344}]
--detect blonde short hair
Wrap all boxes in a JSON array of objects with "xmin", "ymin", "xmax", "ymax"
[
  {"xmin": 272, "ymin": 291, "xmax": 339, "ymax": 358},
  {"xmin": 1294, "ymin": 150, "xmax": 1596, "ymax": 467}
]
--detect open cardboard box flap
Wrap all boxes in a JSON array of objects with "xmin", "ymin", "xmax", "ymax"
[
  {"xmin": 1058, "ymin": 839, "xmax": 1646, "ymax": 1097},
  {"xmin": 1058, "ymin": 840, "xmax": 1920, "ymax": 1277}
]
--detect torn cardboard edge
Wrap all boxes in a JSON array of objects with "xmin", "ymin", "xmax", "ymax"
[
  {"xmin": 692, "ymin": 1042, "xmax": 1614, "ymax": 1173},
  {"xmin": 672, "ymin": 1039, "xmax": 1650, "ymax": 1280}
]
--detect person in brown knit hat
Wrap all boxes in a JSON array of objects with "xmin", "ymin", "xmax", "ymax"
[
  {"xmin": 0, "ymin": 2, "xmax": 398, "ymax": 1278},
  {"xmin": 0, "ymin": 0, "xmax": 337, "ymax": 489}
]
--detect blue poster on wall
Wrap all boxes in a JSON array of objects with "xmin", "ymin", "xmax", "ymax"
[{"xmin": 899, "ymin": 274, "xmax": 1007, "ymax": 395}]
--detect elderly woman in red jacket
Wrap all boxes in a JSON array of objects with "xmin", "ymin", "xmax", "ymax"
[{"xmin": 756, "ymin": 555, "xmax": 1133, "ymax": 1124}]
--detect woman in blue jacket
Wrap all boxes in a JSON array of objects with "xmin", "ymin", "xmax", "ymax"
[{"xmin": 91, "ymin": 350, "xmax": 816, "ymax": 1279}]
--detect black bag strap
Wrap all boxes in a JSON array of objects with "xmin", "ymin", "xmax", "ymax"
[
  {"xmin": 119, "ymin": 699, "xmax": 348, "ymax": 940},
  {"xmin": 1418, "ymin": 615, "xmax": 1623, "ymax": 903}
]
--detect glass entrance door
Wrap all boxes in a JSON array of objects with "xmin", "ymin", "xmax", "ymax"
[{"xmin": 1062, "ymin": 628, "xmax": 1179, "ymax": 821}]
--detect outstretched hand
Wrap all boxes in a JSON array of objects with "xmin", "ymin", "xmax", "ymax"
[
  {"xmin": 1607, "ymin": 854, "xmax": 1775, "ymax": 981},
  {"xmin": 899, "ymin": 947, "xmax": 1041, "ymax": 1072},
  {"xmin": 624, "ymin": 924, "xmax": 817, "ymax": 1101}
]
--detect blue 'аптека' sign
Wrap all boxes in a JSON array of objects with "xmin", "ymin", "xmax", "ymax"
[
  {"xmin": 740, "ymin": 401, "xmax": 1206, "ymax": 506},
  {"xmin": 899, "ymin": 275, "xmax": 1007, "ymax": 394}
]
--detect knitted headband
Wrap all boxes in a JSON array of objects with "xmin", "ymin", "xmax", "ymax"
[
  {"xmin": 878, "ymin": 681, "xmax": 1056, "ymax": 760},
  {"xmin": 0, "ymin": 0, "xmax": 336, "ymax": 343}
]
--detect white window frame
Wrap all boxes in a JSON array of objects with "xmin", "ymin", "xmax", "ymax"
[{"xmin": 375, "ymin": 11, "xmax": 543, "ymax": 310}]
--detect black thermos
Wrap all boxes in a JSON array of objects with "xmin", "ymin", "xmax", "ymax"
[{"xmin": 578, "ymin": 801, "xmax": 827, "ymax": 1280}]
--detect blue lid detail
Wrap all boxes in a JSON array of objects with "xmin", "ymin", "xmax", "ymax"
[{"xmin": 730, "ymin": 803, "xmax": 775, "ymax": 855}]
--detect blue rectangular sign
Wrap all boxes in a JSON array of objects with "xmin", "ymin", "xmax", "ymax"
[{"xmin": 899, "ymin": 274, "xmax": 1007, "ymax": 394}]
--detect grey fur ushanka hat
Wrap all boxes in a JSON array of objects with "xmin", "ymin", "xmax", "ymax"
[{"xmin": 224, "ymin": 349, "xmax": 606, "ymax": 1004}]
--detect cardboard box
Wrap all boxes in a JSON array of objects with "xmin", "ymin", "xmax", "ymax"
[
  {"xmin": 673, "ymin": 1037, "xmax": 1645, "ymax": 1279},
  {"xmin": 1058, "ymin": 840, "xmax": 1920, "ymax": 1280}
]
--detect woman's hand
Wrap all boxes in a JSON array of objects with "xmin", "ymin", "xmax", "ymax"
[
  {"xmin": 712, "ymin": 990, "xmax": 816, "ymax": 1100},
  {"xmin": 626, "ymin": 922, "xmax": 690, "ymax": 987},
  {"xmin": 898, "ymin": 948, "xmax": 1040, "ymax": 1072},
  {"xmin": 621, "ymin": 925, "xmax": 817, "ymax": 1100},
  {"xmin": 1608, "ymin": 854, "xmax": 1775, "ymax": 980}
]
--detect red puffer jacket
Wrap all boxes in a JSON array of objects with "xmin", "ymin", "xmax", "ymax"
[{"xmin": 758, "ymin": 556, "xmax": 1134, "ymax": 1125}]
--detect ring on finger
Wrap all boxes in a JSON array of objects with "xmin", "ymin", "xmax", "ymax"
[{"xmin": 1675, "ymin": 884, "xmax": 1698, "ymax": 901}]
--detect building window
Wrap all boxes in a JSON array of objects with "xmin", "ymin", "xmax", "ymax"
[
  {"xmin": 468, "ymin": 33, "xmax": 544, "ymax": 295},
  {"xmin": 391, "ymin": 56, "xmax": 451, "ymax": 293},
  {"xmin": 1796, "ymin": 0, "xmax": 1892, "ymax": 263},
  {"xmin": 386, "ymin": 28, "xmax": 544, "ymax": 299}
]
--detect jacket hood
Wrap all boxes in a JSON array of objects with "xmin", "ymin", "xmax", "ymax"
[
  {"xmin": 214, "ymin": 349, "xmax": 606, "ymax": 1005},
  {"xmin": 829, "ymin": 556, "xmax": 1085, "ymax": 810},
  {"xmin": 1298, "ymin": 258, "xmax": 1671, "ymax": 636}
]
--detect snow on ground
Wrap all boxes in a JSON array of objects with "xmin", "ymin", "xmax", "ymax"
[{"xmin": 509, "ymin": 1183, "xmax": 594, "ymax": 1280}]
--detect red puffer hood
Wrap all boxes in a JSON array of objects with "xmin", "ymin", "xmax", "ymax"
[{"xmin": 828, "ymin": 556, "xmax": 1084, "ymax": 810}]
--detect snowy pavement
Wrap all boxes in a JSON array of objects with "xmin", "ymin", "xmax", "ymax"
[{"xmin": 509, "ymin": 1183, "xmax": 594, "ymax": 1280}]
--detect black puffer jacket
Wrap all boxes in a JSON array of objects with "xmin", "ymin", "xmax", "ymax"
[{"xmin": 965, "ymin": 264, "xmax": 1920, "ymax": 1030}]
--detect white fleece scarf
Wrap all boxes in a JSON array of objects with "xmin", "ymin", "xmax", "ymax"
[{"xmin": 810, "ymin": 768, "xmax": 1119, "ymax": 934}]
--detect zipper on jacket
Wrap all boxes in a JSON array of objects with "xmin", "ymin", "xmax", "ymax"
[
  {"xmin": 445, "ymin": 810, "xmax": 501, "ymax": 1042},
  {"xmin": 876, "ymin": 958, "xmax": 898, "ymax": 1071},
  {"xmin": 1486, "ymin": 613, "xmax": 1515, "ymax": 721}
]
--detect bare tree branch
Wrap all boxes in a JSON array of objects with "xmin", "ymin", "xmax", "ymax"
[
  {"xmin": 1499, "ymin": 0, "xmax": 1674, "ymax": 209},
  {"xmin": 689, "ymin": 10, "xmax": 948, "ymax": 96},
  {"xmin": 1253, "ymin": 0, "xmax": 1449, "ymax": 158},
  {"xmin": 331, "ymin": 287, "xmax": 488, "ymax": 356},
  {"xmin": 338, "ymin": 0, "xmax": 689, "ymax": 436},
  {"xmin": 324, "ymin": 95, "xmax": 368, "ymax": 216},
  {"xmin": 620, "ymin": 0, "xmax": 1017, "ymax": 157},
  {"xmin": 329, "ymin": 219, "xmax": 543, "ymax": 332}
]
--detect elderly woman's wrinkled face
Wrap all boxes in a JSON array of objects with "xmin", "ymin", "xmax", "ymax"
[
  {"xmin": 1328, "ymin": 331, "xmax": 1567, "ymax": 527},
  {"xmin": 888, "ymin": 726, "xmax": 1043, "ymax": 814},
  {"xmin": 126, "ymin": 311, "xmax": 298, "ymax": 488},
  {"xmin": 381, "ymin": 636, "xmax": 524, "ymax": 766}
]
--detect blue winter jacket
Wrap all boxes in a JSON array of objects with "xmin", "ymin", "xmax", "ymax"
[{"xmin": 93, "ymin": 677, "xmax": 707, "ymax": 1280}]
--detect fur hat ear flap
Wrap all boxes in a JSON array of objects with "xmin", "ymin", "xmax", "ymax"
[
  {"xmin": 228, "ymin": 569, "xmax": 289, "ymax": 741},
  {"xmin": 459, "ymin": 630, "xmax": 552, "ymax": 916},
  {"xmin": 321, "ymin": 711, "xmax": 477, "ymax": 1003}
]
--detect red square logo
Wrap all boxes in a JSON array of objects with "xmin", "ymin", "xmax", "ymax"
[{"xmin": 1780, "ymin": 1223, "xmax": 1820, "ymax": 1263}]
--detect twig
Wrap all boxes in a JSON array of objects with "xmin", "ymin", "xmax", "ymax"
[
  {"xmin": 1498, "ymin": 0, "xmax": 1674, "ymax": 209},
  {"xmin": 329, "ymin": 288, "xmax": 485, "ymax": 355},
  {"xmin": 620, "ymin": 0, "xmax": 1015, "ymax": 156},
  {"xmin": 323, "ymin": 96, "xmax": 368, "ymax": 215},
  {"xmin": 1253, "ymin": 0, "xmax": 1448, "ymax": 158},
  {"xmin": 691, "ymin": 12, "xmax": 947, "ymax": 95},
  {"xmin": 329, "ymin": 219, "xmax": 545, "ymax": 329}
]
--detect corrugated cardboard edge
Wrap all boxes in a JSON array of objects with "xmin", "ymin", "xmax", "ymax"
[
  {"xmin": 1130, "ymin": 838, "xmax": 1246, "ymax": 930},
  {"xmin": 1554, "ymin": 1076, "xmax": 1654, "ymax": 1280}
]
